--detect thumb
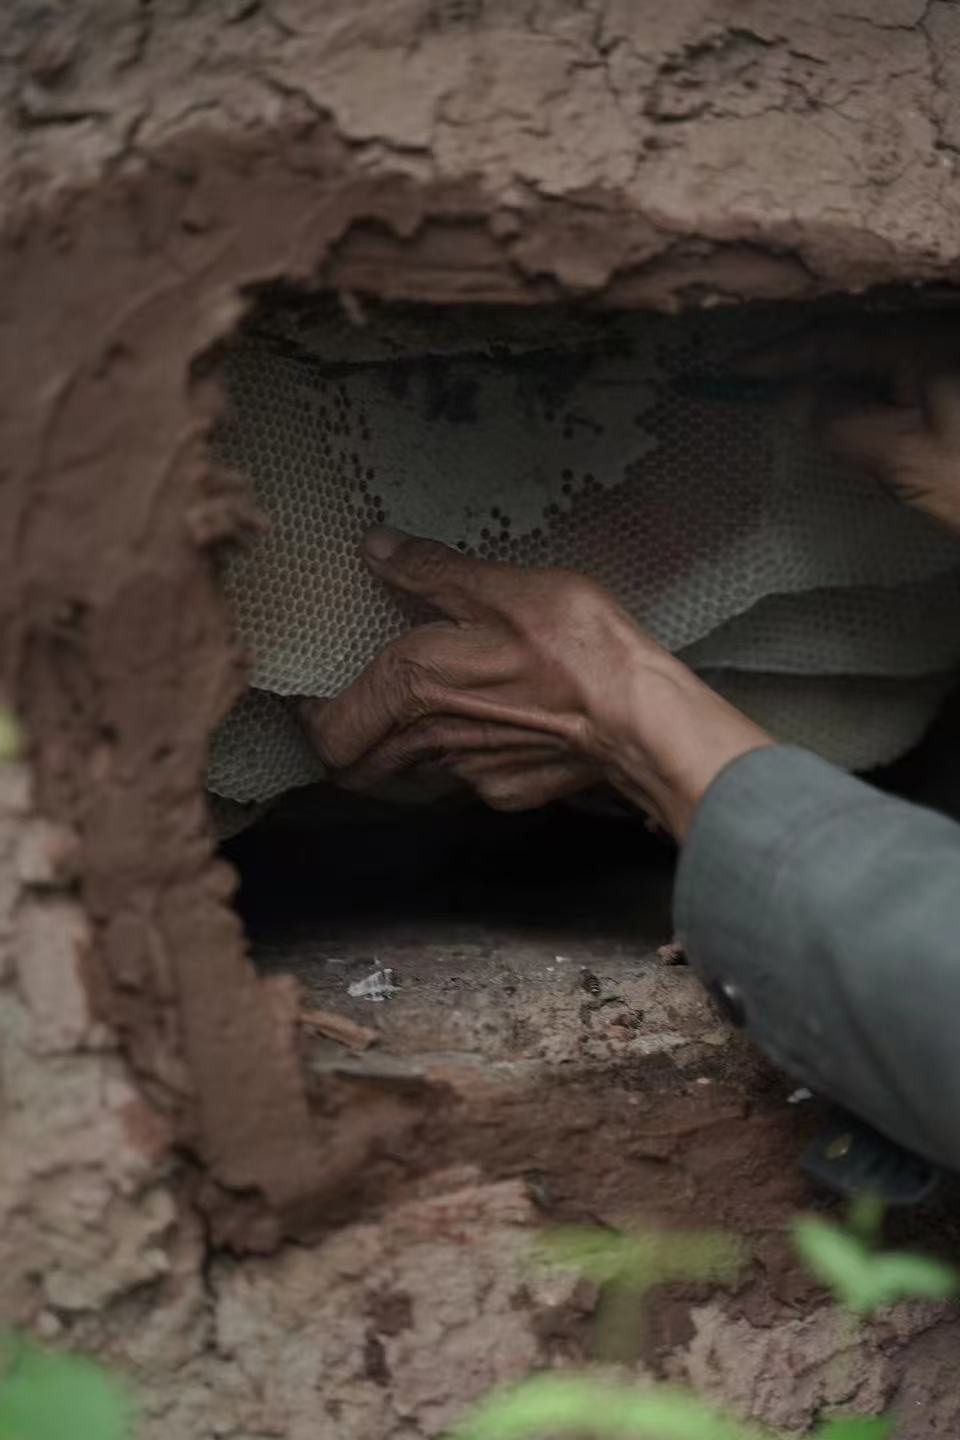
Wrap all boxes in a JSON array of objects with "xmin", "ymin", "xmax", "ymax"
[
  {"xmin": 924, "ymin": 372, "xmax": 960, "ymax": 446},
  {"xmin": 363, "ymin": 527, "xmax": 476, "ymax": 620},
  {"xmin": 820, "ymin": 404, "xmax": 926, "ymax": 487},
  {"xmin": 364, "ymin": 526, "xmax": 514, "ymax": 621}
]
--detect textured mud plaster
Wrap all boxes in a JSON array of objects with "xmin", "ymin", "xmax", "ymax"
[
  {"xmin": 2, "ymin": 0, "xmax": 960, "ymax": 1433},
  {"xmin": 209, "ymin": 1180, "xmax": 585, "ymax": 1440},
  {"xmin": 5, "ymin": 0, "xmax": 960, "ymax": 1217},
  {"xmin": 0, "ymin": 763, "xmax": 188, "ymax": 1326},
  {"xmin": 4, "ymin": 0, "xmax": 960, "ymax": 1227}
]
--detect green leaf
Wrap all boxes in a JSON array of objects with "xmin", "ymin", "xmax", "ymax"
[
  {"xmin": 0, "ymin": 712, "xmax": 21, "ymax": 764},
  {"xmin": 860, "ymin": 1252, "xmax": 957, "ymax": 1306},
  {"xmin": 534, "ymin": 1226, "xmax": 748, "ymax": 1293},
  {"xmin": 450, "ymin": 1375, "xmax": 769, "ymax": 1440},
  {"xmin": 846, "ymin": 1194, "xmax": 885, "ymax": 1246},
  {"xmin": 793, "ymin": 1217, "xmax": 957, "ymax": 1314},
  {"xmin": 793, "ymin": 1219, "xmax": 873, "ymax": 1308},
  {"xmin": 812, "ymin": 1418, "xmax": 894, "ymax": 1440},
  {"xmin": 0, "ymin": 1338, "xmax": 131, "ymax": 1440}
]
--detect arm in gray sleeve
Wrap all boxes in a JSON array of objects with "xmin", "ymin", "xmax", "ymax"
[{"xmin": 674, "ymin": 744, "xmax": 960, "ymax": 1172}]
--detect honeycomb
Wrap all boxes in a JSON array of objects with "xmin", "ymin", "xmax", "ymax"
[{"xmin": 207, "ymin": 305, "xmax": 960, "ymax": 807}]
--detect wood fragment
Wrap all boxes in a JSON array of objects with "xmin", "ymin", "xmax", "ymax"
[
  {"xmin": 299, "ymin": 1007, "xmax": 380, "ymax": 1052},
  {"xmin": 656, "ymin": 941, "xmax": 687, "ymax": 965}
]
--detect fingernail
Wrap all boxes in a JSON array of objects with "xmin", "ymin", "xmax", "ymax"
[{"xmin": 365, "ymin": 525, "xmax": 408, "ymax": 561}]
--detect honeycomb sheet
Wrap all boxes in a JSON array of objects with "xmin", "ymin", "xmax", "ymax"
[{"xmin": 208, "ymin": 308, "xmax": 960, "ymax": 805}]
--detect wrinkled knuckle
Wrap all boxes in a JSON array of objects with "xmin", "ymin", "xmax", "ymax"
[
  {"xmin": 312, "ymin": 730, "xmax": 346, "ymax": 771},
  {"xmin": 400, "ymin": 538, "xmax": 453, "ymax": 587},
  {"xmin": 884, "ymin": 430, "xmax": 931, "ymax": 476},
  {"xmin": 406, "ymin": 715, "xmax": 440, "ymax": 744},
  {"xmin": 406, "ymin": 716, "xmax": 450, "ymax": 755},
  {"xmin": 478, "ymin": 776, "xmax": 524, "ymax": 811},
  {"xmin": 894, "ymin": 443, "xmax": 945, "ymax": 497},
  {"xmin": 302, "ymin": 710, "xmax": 349, "ymax": 771},
  {"xmin": 380, "ymin": 645, "xmax": 432, "ymax": 715},
  {"xmin": 552, "ymin": 570, "xmax": 608, "ymax": 619}
]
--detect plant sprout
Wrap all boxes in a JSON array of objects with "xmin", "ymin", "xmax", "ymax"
[
  {"xmin": 533, "ymin": 1225, "xmax": 749, "ymax": 1295},
  {"xmin": 792, "ymin": 1216, "xmax": 958, "ymax": 1316},
  {"xmin": 453, "ymin": 1203, "xmax": 954, "ymax": 1440},
  {"xmin": 449, "ymin": 1375, "xmax": 768, "ymax": 1440},
  {"xmin": 449, "ymin": 1374, "xmax": 894, "ymax": 1440},
  {"xmin": 0, "ymin": 1336, "xmax": 131, "ymax": 1440},
  {"xmin": 0, "ymin": 711, "xmax": 21, "ymax": 764}
]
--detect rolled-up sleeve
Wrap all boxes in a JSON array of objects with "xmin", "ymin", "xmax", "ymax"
[{"xmin": 674, "ymin": 744, "xmax": 960, "ymax": 1171}]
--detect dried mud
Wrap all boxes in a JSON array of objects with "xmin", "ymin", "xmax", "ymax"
[{"xmin": 2, "ymin": 2, "xmax": 960, "ymax": 1434}]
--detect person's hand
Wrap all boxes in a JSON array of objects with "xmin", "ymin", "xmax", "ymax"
[
  {"xmin": 300, "ymin": 529, "xmax": 771, "ymax": 837},
  {"xmin": 300, "ymin": 693, "xmax": 602, "ymax": 811},
  {"xmin": 734, "ymin": 314, "xmax": 960, "ymax": 534}
]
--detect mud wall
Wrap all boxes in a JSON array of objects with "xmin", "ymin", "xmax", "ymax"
[{"xmin": 2, "ymin": 2, "xmax": 960, "ymax": 1435}]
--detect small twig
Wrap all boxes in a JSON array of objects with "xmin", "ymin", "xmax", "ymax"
[
  {"xmin": 299, "ymin": 1007, "xmax": 380, "ymax": 1052},
  {"xmin": 656, "ymin": 941, "xmax": 687, "ymax": 966}
]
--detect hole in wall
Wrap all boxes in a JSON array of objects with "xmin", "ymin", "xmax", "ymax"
[{"xmin": 202, "ymin": 285, "xmax": 960, "ymax": 1070}]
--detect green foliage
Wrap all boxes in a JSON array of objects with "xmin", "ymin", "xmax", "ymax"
[
  {"xmin": 449, "ymin": 1375, "xmax": 768, "ymax": 1440},
  {"xmin": 446, "ymin": 1370, "xmax": 903, "ymax": 1440},
  {"xmin": 450, "ymin": 1374, "xmax": 900, "ymax": 1440},
  {"xmin": 812, "ymin": 1419, "xmax": 893, "ymax": 1440},
  {"xmin": 792, "ymin": 1216, "xmax": 958, "ymax": 1315},
  {"xmin": 846, "ymin": 1194, "xmax": 885, "ymax": 1246},
  {"xmin": 0, "ymin": 1336, "xmax": 131, "ymax": 1440},
  {"xmin": 452, "ymin": 1208, "xmax": 956, "ymax": 1438},
  {"xmin": 0, "ymin": 711, "xmax": 21, "ymax": 764},
  {"xmin": 534, "ymin": 1225, "xmax": 749, "ymax": 1294}
]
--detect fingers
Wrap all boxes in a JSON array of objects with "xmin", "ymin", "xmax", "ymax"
[
  {"xmin": 818, "ymin": 403, "xmax": 924, "ymax": 478},
  {"xmin": 768, "ymin": 382, "xmax": 960, "ymax": 529},
  {"xmin": 312, "ymin": 632, "xmax": 583, "ymax": 773},
  {"xmin": 326, "ymin": 705, "xmax": 593, "ymax": 811},
  {"xmin": 364, "ymin": 528, "xmax": 473, "ymax": 620},
  {"xmin": 924, "ymin": 372, "xmax": 960, "ymax": 445},
  {"xmin": 301, "ymin": 631, "xmax": 454, "ymax": 770},
  {"xmin": 764, "ymin": 378, "xmax": 922, "ymax": 480},
  {"xmin": 732, "ymin": 322, "xmax": 898, "ymax": 383},
  {"xmin": 364, "ymin": 527, "xmax": 530, "ymax": 622},
  {"xmin": 731, "ymin": 316, "xmax": 958, "ymax": 401},
  {"xmin": 334, "ymin": 717, "xmax": 564, "ymax": 793},
  {"xmin": 304, "ymin": 624, "xmax": 502, "ymax": 770},
  {"xmin": 455, "ymin": 756, "xmax": 598, "ymax": 811}
]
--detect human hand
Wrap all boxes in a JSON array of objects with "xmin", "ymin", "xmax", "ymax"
[
  {"xmin": 300, "ymin": 692, "xmax": 601, "ymax": 810},
  {"xmin": 734, "ymin": 314, "xmax": 960, "ymax": 534},
  {"xmin": 300, "ymin": 529, "xmax": 771, "ymax": 837}
]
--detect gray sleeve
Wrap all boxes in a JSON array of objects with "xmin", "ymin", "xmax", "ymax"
[{"xmin": 674, "ymin": 744, "xmax": 960, "ymax": 1171}]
